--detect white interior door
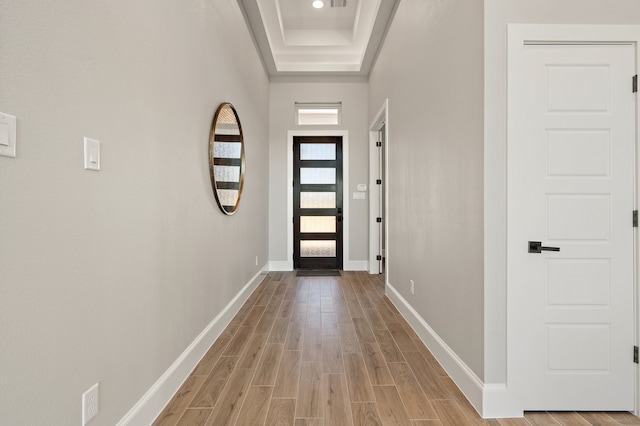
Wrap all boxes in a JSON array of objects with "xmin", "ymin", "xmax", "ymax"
[{"xmin": 508, "ymin": 40, "xmax": 636, "ymax": 410}]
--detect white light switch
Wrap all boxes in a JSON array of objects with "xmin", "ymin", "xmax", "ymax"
[
  {"xmin": 84, "ymin": 137, "xmax": 101, "ymax": 171},
  {"xmin": 0, "ymin": 112, "xmax": 17, "ymax": 158},
  {"xmin": 357, "ymin": 183, "xmax": 367, "ymax": 191}
]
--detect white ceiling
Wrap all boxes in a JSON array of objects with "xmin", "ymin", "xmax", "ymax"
[{"xmin": 238, "ymin": 0, "xmax": 399, "ymax": 77}]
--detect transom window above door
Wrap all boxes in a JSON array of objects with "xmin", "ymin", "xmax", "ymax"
[{"xmin": 295, "ymin": 102, "xmax": 342, "ymax": 125}]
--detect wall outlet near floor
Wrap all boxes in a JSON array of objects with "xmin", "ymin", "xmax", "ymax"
[
  {"xmin": 410, "ymin": 279, "xmax": 415, "ymax": 295},
  {"xmin": 82, "ymin": 383, "xmax": 99, "ymax": 425}
]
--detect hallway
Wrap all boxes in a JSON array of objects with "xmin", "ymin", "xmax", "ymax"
[{"xmin": 152, "ymin": 272, "xmax": 640, "ymax": 426}]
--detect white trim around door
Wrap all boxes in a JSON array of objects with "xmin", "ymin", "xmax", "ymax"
[
  {"xmin": 286, "ymin": 130, "xmax": 351, "ymax": 271},
  {"xmin": 505, "ymin": 24, "xmax": 640, "ymax": 417},
  {"xmin": 369, "ymin": 100, "xmax": 389, "ymax": 276}
]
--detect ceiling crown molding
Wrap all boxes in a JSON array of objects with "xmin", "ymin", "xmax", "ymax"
[{"xmin": 237, "ymin": 0, "xmax": 399, "ymax": 77}]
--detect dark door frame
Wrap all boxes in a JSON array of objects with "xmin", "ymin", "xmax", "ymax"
[
  {"xmin": 285, "ymin": 130, "xmax": 350, "ymax": 271},
  {"xmin": 293, "ymin": 136, "xmax": 343, "ymax": 270}
]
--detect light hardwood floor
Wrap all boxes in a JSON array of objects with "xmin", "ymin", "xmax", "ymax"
[{"xmin": 152, "ymin": 271, "xmax": 640, "ymax": 426}]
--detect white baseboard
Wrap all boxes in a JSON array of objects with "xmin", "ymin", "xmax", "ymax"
[
  {"xmin": 116, "ymin": 270, "xmax": 268, "ymax": 426},
  {"xmin": 386, "ymin": 281, "xmax": 523, "ymax": 419},
  {"xmin": 268, "ymin": 260, "xmax": 368, "ymax": 272},
  {"xmin": 482, "ymin": 383, "xmax": 523, "ymax": 418},
  {"xmin": 344, "ymin": 260, "xmax": 369, "ymax": 271},
  {"xmin": 268, "ymin": 260, "xmax": 293, "ymax": 271},
  {"xmin": 385, "ymin": 281, "xmax": 485, "ymax": 415}
]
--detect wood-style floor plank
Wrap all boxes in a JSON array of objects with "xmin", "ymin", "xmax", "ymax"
[
  {"xmin": 234, "ymin": 386, "xmax": 273, "ymax": 426},
  {"xmin": 324, "ymin": 374, "xmax": 353, "ymax": 426},
  {"xmin": 498, "ymin": 418, "xmax": 533, "ymax": 426},
  {"xmin": 189, "ymin": 357, "xmax": 237, "ymax": 408},
  {"xmin": 550, "ymin": 412, "xmax": 592, "ymax": 425},
  {"xmin": 223, "ymin": 325, "xmax": 254, "ymax": 357},
  {"xmin": 273, "ymin": 350, "xmax": 302, "ymax": 398},
  {"xmin": 236, "ymin": 332, "xmax": 269, "ymax": 369},
  {"xmin": 296, "ymin": 361, "xmax": 323, "ymax": 418},
  {"xmin": 360, "ymin": 342, "xmax": 394, "ymax": 385},
  {"xmin": 302, "ymin": 327, "xmax": 323, "ymax": 362},
  {"xmin": 344, "ymin": 352, "xmax": 375, "ymax": 402},
  {"xmin": 524, "ymin": 412, "xmax": 561, "ymax": 426},
  {"xmin": 388, "ymin": 362, "xmax": 437, "ymax": 420},
  {"xmin": 175, "ymin": 408, "xmax": 211, "ymax": 426},
  {"xmin": 403, "ymin": 351, "xmax": 450, "ymax": 400},
  {"xmin": 339, "ymin": 322, "xmax": 361, "ymax": 353},
  {"xmin": 153, "ymin": 272, "xmax": 640, "ymax": 426},
  {"xmin": 351, "ymin": 402, "xmax": 383, "ymax": 426},
  {"xmin": 322, "ymin": 312, "xmax": 340, "ymax": 336},
  {"xmin": 190, "ymin": 333, "xmax": 232, "ymax": 376},
  {"xmin": 352, "ymin": 317, "xmax": 377, "ymax": 343},
  {"xmin": 152, "ymin": 375, "xmax": 206, "ymax": 426},
  {"xmin": 265, "ymin": 398, "xmax": 295, "ymax": 426},
  {"xmin": 269, "ymin": 317, "xmax": 290, "ymax": 343},
  {"xmin": 205, "ymin": 367, "xmax": 253, "ymax": 426},
  {"xmin": 577, "ymin": 412, "xmax": 619, "ymax": 425},
  {"xmin": 374, "ymin": 329, "xmax": 405, "ymax": 363},
  {"xmin": 252, "ymin": 342, "xmax": 284, "ymax": 385},
  {"xmin": 372, "ymin": 385, "xmax": 412, "ymax": 426},
  {"xmin": 431, "ymin": 399, "xmax": 471, "ymax": 426},
  {"xmin": 606, "ymin": 412, "xmax": 640, "ymax": 424},
  {"xmin": 322, "ymin": 336, "xmax": 344, "ymax": 373}
]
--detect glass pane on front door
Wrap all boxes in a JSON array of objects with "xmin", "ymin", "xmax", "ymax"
[
  {"xmin": 300, "ymin": 168, "xmax": 336, "ymax": 184},
  {"xmin": 300, "ymin": 143, "xmax": 336, "ymax": 160},
  {"xmin": 300, "ymin": 192, "xmax": 336, "ymax": 209},
  {"xmin": 300, "ymin": 216, "xmax": 336, "ymax": 233},
  {"xmin": 300, "ymin": 240, "xmax": 336, "ymax": 257}
]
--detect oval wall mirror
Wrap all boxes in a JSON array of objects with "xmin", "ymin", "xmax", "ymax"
[{"xmin": 209, "ymin": 102, "xmax": 245, "ymax": 215}]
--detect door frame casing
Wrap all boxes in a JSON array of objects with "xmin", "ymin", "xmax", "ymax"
[
  {"xmin": 369, "ymin": 100, "xmax": 389, "ymax": 275},
  {"xmin": 287, "ymin": 130, "xmax": 349, "ymax": 271},
  {"xmin": 505, "ymin": 24, "xmax": 640, "ymax": 417}
]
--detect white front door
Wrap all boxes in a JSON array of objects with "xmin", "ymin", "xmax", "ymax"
[{"xmin": 508, "ymin": 35, "xmax": 636, "ymax": 410}]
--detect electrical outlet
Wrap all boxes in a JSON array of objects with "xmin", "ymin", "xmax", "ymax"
[
  {"xmin": 410, "ymin": 280, "xmax": 415, "ymax": 295},
  {"xmin": 255, "ymin": 256, "xmax": 258, "ymax": 266},
  {"xmin": 82, "ymin": 383, "xmax": 99, "ymax": 425}
]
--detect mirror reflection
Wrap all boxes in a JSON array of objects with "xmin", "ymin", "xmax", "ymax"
[{"xmin": 209, "ymin": 103, "xmax": 245, "ymax": 215}]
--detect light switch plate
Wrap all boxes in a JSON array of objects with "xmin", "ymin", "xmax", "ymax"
[
  {"xmin": 84, "ymin": 137, "xmax": 101, "ymax": 171},
  {"xmin": 353, "ymin": 192, "xmax": 366, "ymax": 200},
  {"xmin": 0, "ymin": 112, "xmax": 17, "ymax": 158}
]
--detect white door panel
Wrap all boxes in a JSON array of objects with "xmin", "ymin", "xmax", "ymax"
[{"xmin": 508, "ymin": 42, "xmax": 636, "ymax": 410}]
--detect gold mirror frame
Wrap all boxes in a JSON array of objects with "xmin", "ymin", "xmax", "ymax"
[{"xmin": 209, "ymin": 102, "xmax": 245, "ymax": 215}]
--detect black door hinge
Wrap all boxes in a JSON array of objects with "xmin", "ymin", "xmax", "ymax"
[
  {"xmin": 634, "ymin": 346, "xmax": 638, "ymax": 364},
  {"xmin": 376, "ymin": 255, "xmax": 382, "ymax": 261},
  {"xmin": 633, "ymin": 75, "xmax": 638, "ymax": 93},
  {"xmin": 633, "ymin": 210, "xmax": 638, "ymax": 227},
  {"xmin": 376, "ymin": 179, "xmax": 382, "ymax": 185},
  {"xmin": 376, "ymin": 217, "xmax": 383, "ymax": 223},
  {"xmin": 376, "ymin": 141, "xmax": 382, "ymax": 147}
]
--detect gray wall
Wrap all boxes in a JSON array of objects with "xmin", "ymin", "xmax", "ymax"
[
  {"xmin": 0, "ymin": 0, "xmax": 269, "ymax": 424},
  {"xmin": 269, "ymin": 81, "xmax": 369, "ymax": 268},
  {"xmin": 368, "ymin": 0, "xmax": 485, "ymax": 379},
  {"xmin": 484, "ymin": 0, "xmax": 640, "ymax": 385}
]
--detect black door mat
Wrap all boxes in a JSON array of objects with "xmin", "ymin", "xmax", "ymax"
[{"xmin": 296, "ymin": 270, "xmax": 341, "ymax": 277}]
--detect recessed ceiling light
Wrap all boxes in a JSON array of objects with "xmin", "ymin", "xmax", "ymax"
[{"xmin": 312, "ymin": 0, "xmax": 324, "ymax": 9}]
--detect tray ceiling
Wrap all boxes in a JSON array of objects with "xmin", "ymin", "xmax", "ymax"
[{"xmin": 238, "ymin": 0, "xmax": 399, "ymax": 76}]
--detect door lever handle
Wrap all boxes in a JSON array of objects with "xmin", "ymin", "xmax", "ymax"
[{"xmin": 528, "ymin": 241, "xmax": 560, "ymax": 254}]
